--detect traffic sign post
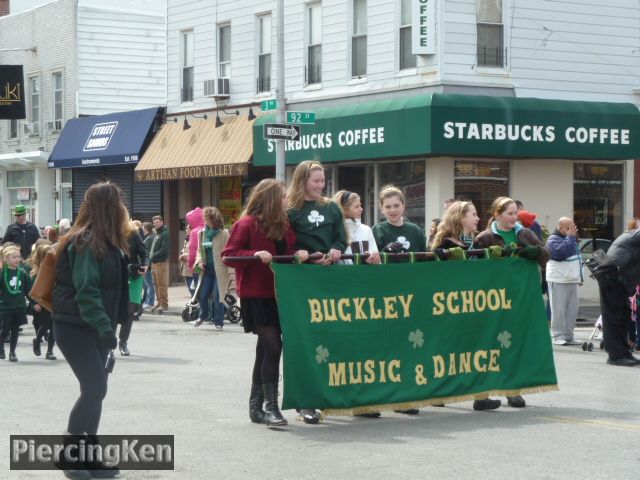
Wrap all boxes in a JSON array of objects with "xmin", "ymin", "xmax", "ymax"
[
  {"xmin": 260, "ymin": 99, "xmax": 277, "ymax": 111},
  {"xmin": 286, "ymin": 111, "xmax": 315, "ymax": 124},
  {"xmin": 263, "ymin": 123, "xmax": 301, "ymax": 141}
]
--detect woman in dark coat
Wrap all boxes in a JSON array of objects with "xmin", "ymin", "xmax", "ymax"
[{"xmin": 52, "ymin": 181, "xmax": 129, "ymax": 479}]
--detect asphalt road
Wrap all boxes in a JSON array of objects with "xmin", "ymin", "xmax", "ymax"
[{"xmin": 1, "ymin": 287, "xmax": 638, "ymax": 480}]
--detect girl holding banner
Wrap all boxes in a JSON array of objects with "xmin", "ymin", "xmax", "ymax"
[
  {"xmin": 287, "ymin": 161, "xmax": 348, "ymax": 424},
  {"xmin": 222, "ymin": 179, "xmax": 308, "ymax": 428},
  {"xmin": 333, "ymin": 190, "xmax": 380, "ymax": 265},
  {"xmin": 475, "ymin": 196, "xmax": 550, "ymax": 408},
  {"xmin": 431, "ymin": 200, "xmax": 502, "ymax": 411}
]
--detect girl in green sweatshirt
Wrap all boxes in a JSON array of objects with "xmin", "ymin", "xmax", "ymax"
[{"xmin": 0, "ymin": 245, "xmax": 31, "ymax": 362}]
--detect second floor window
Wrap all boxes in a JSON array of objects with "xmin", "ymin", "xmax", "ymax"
[
  {"xmin": 29, "ymin": 76, "xmax": 40, "ymax": 136},
  {"xmin": 399, "ymin": 0, "xmax": 416, "ymax": 69},
  {"xmin": 306, "ymin": 3, "xmax": 321, "ymax": 85},
  {"xmin": 257, "ymin": 15, "xmax": 271, "ymax": 93},
  {"xmin": 352, "ymin": 0, "xmax": 367, "ymax": 78},
  {"xmin": 181, "ymin": 30, "xmax": 194, "ymax": 102},
  {"xmin": 477, "ymin": 0, "xmax": 504, "ymax": 67},
  {"xmin": 52, "ymin": 72, "xmax": 63, "ymax": 131},
  {"xmin": 219, "ymin": 24, "xmax": 231, "ymax": 78}
]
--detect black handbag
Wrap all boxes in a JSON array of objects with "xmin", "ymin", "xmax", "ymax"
[{"xmin": 584, "ymin": 249, "xmax": 619, "ymax": 282}]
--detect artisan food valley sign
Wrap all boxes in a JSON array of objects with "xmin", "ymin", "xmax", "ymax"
[
  {"xmin": 0, "ymin": 65, "xmax": 26, "ymax": 119},
  {"xmin": 252, "ymin": 94, "xmax": 640, "ymax": 165}
]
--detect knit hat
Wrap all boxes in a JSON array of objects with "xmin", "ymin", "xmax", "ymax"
[
  {"xmin": 13, "ymin": 205, "xmax": 26, "ymax": 215},
  {"xmin": 517, "ymin": 210, "xmax": 537, "ymax": 228},
  {"xmin": 59, "ymin": 218, "xmax": 71, "ymax": 230}
]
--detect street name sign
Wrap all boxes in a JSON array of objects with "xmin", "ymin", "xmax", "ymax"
[
  {"xmin": 263, "ymin": 123, "xmax": 301, "ymax": 141},
  {"xmin": 286, "ymin": 111, "xmax": 316, "ymax": 124},
  {"xmin": 260, "ymin": 99, "xmax": 277, "ymax": 111}
]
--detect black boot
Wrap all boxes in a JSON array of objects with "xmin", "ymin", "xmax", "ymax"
[
  {"xmin": 119, "ymin": 341, "xmax": 130, "ymax": 356},
  {"xmin": 83, "ymin": 435, "xmax": 120, "ymax": 478},
  {"xmin": 55, "ymin": 433, "xmax": 91, "ymax": 480},
  {"xmin": 249, "ymin": 383, "xmax": 266, "ymax": 424},
  {"xmin": 33, "ymin": 337, "xmax": 41, "ymax": 356},
  {"xmin": 262, "ymin": 383, "xmax": 288, "ymax": 428}
]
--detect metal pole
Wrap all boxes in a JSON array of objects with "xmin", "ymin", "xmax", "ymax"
[{"xmin": 275, "ymin": 0, "xmax": 286, "ymax": 182}]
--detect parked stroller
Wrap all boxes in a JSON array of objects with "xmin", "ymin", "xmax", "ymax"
[
  {"xmin": 582, "ymin": 315, "xmax": 604, "ymax": 351},
  {"xmin": 181, "ymin": 273, "xmax": 202, "ymax": 322}
]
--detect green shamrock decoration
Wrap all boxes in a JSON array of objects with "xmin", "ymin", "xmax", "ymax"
[
  {"xmin": 315, "ymin": 345, "xmax": 329, "ymax": 364},
  {"xmin": 408, "ymin": 329, "xmax": 424, "ymax": 349},
  {"xmin": 497, "ymin": 331, "xmax": 512, "ymax": 349},
  {"xmin": 308, "ymin": 210, "xmax": 325, "ymax": 226}
]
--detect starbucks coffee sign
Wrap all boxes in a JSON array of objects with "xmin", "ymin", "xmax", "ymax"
[{"xmin": 412, "ymin": 0, "xmax": 436, "ymax": 55}]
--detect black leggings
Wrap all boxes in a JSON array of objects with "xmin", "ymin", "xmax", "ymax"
[
  {"xmin": 54, "ymin": 322, "xmax": 109, "ymax": 435},
  {"xmin": 0, "ymin": 312, "xmax": 24, "ymax": 353},
  {"xmin": 251, "ymin": 325, "xmax": 283, "ymax": 384},
  {"xmin": 116, "ymin": 304, "xmax": 136, "ymax": 343},
  {"xmin": 36, "ymin": 325, "xmax": 56, "ymax": 353}
]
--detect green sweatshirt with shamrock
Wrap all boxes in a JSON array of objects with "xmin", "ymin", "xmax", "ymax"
[
  {"xmin": 288, "ymin": 200, "xmax": 348, "ymax": 254},
  {"xmin": 372, "ymin": 220, "xmax": 427, "ymax": 254},
  {"xmin": 0, "ymin": 266, "xmax": 31, "ymax": 313}
]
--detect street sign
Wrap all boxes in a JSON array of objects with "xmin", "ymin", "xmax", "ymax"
[
  {"xmin": 286, "ymin": 111, "xmax": 316, "ymax": 124},
  {"xmin": 263, "ymin": 123, "xmax": 301, "ymax": 141},
  {"xmin": 260, "ymin": 99, "xmax": 277, "ymax": 111}
]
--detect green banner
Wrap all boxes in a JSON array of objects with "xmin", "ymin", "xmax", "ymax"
[{"xmin": 273, "ymin": 257, "xmax": 558, "ymax": 415}]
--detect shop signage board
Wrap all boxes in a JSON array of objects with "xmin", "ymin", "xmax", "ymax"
[
  {"xmin": 253, "ymin": 94, "xmax": 640, "ymax": 166},
  {"xmin": 287, "ymin": 111, "xmax": 316, "ymax": 124},
  {"xmin": 260, "ymin": 99, "xmax": 277, "ymax": 111},
  {"xmin": 263, "ymin": 123, "xmax": 301, "ymax": 140},
  {"xmin": 0, "ymin": 65, "xmax": 26, "ymax": 119},
  {"xmin": 412, "ymin": 0, "xmax": 436, "ymax": 55}
]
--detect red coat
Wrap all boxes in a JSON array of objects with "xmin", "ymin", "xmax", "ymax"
[{"xmin": 222, "ymin": 215, "xmax": 297, "ymax": 298}]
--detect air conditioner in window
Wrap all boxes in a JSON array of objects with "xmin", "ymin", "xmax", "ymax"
[
  {"xmin": 47, "ymin": 120, "xmax": 63, "ymax": 131},
  {"xmin": 204, "ymin": 78, "xmax": 230, "ymax": 99}
]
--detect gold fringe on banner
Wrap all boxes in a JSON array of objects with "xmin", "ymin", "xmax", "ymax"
[{"xmin": 320, "ymin": 384, "xmax": 559, "ymax": 418}]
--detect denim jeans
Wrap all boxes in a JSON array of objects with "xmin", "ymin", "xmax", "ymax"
[
  {"xmin": 143, "ymin": 269, "xmax": 155, "ymax": 306},
  {"xmin": 185, "ymin": 276, "xmax": 197, "ymax": 297},
  {"xmin": 199, "ymin": 270, "xmax": 225, "ymax": 326}
]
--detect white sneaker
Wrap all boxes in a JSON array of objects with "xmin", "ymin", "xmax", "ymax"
[{"xmin": 553, "ymin": 339, "xmax": 568, "ymax": 346}]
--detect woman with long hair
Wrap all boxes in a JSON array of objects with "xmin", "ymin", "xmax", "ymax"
[
  {"xmin": 222, "ymin": 179, "xmax": 308, "ymax": 427},
  {"xmin": 51, "ymin": 181, "xmax": 130, "ymax": 479},
  {"xmin": 287, "ymin": 160, "xmax": 347, "ymax": 423},
  {"xmin": 194, "ymin": 206, "xmax": 232, "ymax": 328},
  {"xmin": 475, "ymin": 196, "xmax": 550, "ymax": 409}
]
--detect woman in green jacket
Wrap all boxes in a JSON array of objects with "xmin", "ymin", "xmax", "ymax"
[{"xmin": 52, "ymin": 181, "xmax": 130, "ymax": 480}]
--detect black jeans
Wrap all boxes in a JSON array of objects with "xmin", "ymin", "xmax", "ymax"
[
  {"xmin": 54, "ymin": 322, "xmax": 109, "ymax": 435},
  {"xmin": 598, "ymin": 278, "xmax": 634, "ymax": 360},
  {"xmin": 0, "ymin": 311, "xmax": 25, "ymax": 353}
]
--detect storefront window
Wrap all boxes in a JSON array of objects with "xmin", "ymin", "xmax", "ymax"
[
  {"xmin": 7, "ymin": 170, "xmax": 36, "ymax": 221},
  {"xmin": 454, "ymin": 159, "xmax": 509, "ymax": 229},
  {"xmin": 60, "ymin": 169, "xmax": 73, "ymax": 220},
  {"xmin": 378, "ymin": 160, "xmax": 425, "ymax": 228},
  {"xmin": 573, "ymin": 163, "xmax": 623, "ymax": 240}
]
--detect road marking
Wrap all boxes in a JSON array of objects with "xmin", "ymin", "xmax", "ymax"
[{"xmin": 542, "ymin": 416, "xmax": 640, "ymax": 432}]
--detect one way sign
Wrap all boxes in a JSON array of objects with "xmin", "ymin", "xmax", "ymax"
[{"xmin": 263, "ymin": 123, "xmax": 301, "ymax": 141}]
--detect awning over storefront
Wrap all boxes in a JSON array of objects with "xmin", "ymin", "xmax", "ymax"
[
  {"xmin": 253, "ymin": 94, "xmax": 640, "ymax": 165},
  {"xmin": 134, "ymin": 115, "xmax": 254, "ymax": 182},
  {"xmin": 48, "ymin": 107, "xmax": 161, "ymax": 169}
]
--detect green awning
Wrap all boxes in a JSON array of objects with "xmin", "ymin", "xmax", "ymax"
[{"xmin": 252, "ymin": 93, "xmax": 640, "ymax": 166}]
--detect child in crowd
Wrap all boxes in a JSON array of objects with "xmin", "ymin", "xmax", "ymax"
[
  {"xmin": 333, "ymin": 190, "xmax": 380, "ymax": 265},
  {"xmin": 287, "ymin": 160, "xmax": 347, "ymax": 423},
  {"xmin": 372, "ymin": 185, "xmax": 426, "ymax": 415},
  {"xmin": 372, "ymin": 185, "xmax": 427, "ymax": 258},
  {"xmin": 0, "ymin": 245, "xmax": 32, "ymax": 362},
  {"xmin": 29, "ymin": 241, "xmax": 57, "ymax": 360}
]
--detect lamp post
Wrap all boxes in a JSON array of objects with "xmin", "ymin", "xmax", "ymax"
[{"xmin": 275, "ymin": 0, "xmax": 286, "ymax": 182}]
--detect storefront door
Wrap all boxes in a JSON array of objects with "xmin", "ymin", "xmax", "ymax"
[{"xmin": 338, "ymin": 165, "xmax": 375, "ymax": 225}]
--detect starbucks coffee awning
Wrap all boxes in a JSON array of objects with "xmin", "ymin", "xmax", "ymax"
[
  {"xmin": 135, "ymin": 114, "xmax": 254, "ymax": 182},
  {"xmin": 252, "ymin": 93, "xmax": 640, "ymax": 165}
]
